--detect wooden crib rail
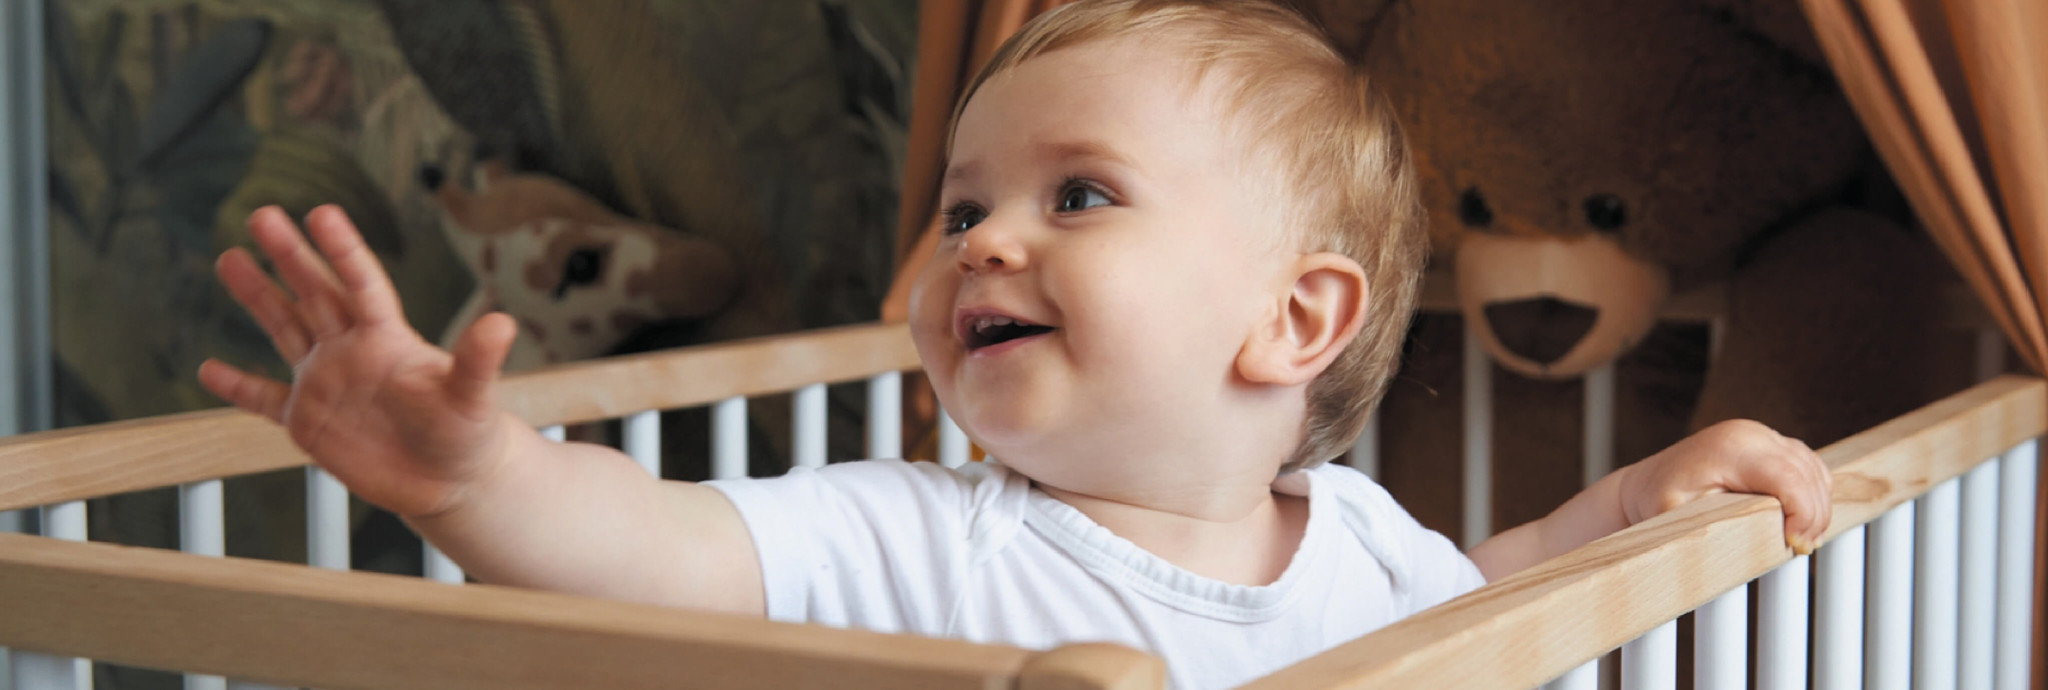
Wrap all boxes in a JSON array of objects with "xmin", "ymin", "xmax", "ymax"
[
  {"xmin": 0, "ymin": 322, "xmax": 919, "ymax": 513},
  {"xmin": 0, "ymin": 530, "xmax": 1162, "ymax": 690},
  {"xmin": 1246, "ymin": 374, "xmax": 2047, "ymax": 689}
]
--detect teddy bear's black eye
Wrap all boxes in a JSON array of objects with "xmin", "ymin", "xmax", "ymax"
[
  {"xmin": 1584, "ymin": 194, "xmax": 1628, "ymax": 231},
  {"xmin": 1458, "ymin": 187, "xmax": 1493, "ymax": 228}
]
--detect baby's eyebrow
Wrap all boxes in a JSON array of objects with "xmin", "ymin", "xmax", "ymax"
[
  {"xmin": 1034, "ymin": 139, "xmax": 1134, "ymax": 170},
  {"xmin": 942, "ymin": 138, "xmax": 1137, "ymax": 189}
]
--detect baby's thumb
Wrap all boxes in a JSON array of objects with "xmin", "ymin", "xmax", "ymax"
[{"xmin": 449, "ymin": 312, "xmax": 517, "ymax": 405}]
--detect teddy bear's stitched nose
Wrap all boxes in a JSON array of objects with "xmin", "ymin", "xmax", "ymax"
[{"xmin": 1483, "ymin": 297, "xmax": 1598, "ymax": 367}]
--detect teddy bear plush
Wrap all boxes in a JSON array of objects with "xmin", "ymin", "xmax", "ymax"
[{"xmin": 1288, "ymin": 0, "xmax": 1979, "ymax": 534}]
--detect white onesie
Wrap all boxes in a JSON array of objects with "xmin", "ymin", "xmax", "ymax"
[{"xmin": 706, "ymin": 459, "xmax": 1484, "ymax": 690}]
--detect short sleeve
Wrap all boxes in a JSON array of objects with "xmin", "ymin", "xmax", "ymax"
[
  {"xmin": 1311, "ymin": 463, "xmax": 1486, "ymax": 615},
  {"xmin": 704, "ymin": 459, "xmax": 1018, "ymax": 636}
]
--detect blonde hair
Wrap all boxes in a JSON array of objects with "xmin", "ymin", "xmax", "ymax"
[{"xmin": 950, "ymin": 0, "xmax": 1427, "ymax": 471}]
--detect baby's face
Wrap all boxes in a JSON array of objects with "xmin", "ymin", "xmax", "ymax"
[{"xmin": 910, "ymin": 36, "xmax": 1292, "ymax": 484}]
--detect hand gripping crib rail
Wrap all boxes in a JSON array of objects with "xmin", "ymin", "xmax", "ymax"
[{"xmin": 0, "ymin": 321, "xmax": 2039, "ymax": 689}]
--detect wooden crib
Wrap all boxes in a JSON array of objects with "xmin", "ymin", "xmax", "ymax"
[{"xmin": 1, "ymin": 317, "xmax": 2040, "ymax": 689}]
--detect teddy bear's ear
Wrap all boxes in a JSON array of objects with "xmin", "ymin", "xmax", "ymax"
[{"xmin": 1280, "ymin": 0, "xmax": 1402, "ymax": 59}]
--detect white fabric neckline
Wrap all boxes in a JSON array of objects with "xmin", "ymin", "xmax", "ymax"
[{"xmin": 1019, "ymin": 468, "xmax": 1334, "ymax": 623}]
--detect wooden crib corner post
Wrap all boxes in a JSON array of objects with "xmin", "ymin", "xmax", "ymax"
[{"xmin": 1015, "ymin": 643, "xmax": 1165, "ymax": 690}]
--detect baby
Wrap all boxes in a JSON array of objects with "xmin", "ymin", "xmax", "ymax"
[{"xmin": 200, "ymin": 1, "xmax": 1832, "ymax": 688}]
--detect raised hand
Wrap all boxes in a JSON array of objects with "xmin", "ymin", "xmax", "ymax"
[{"xmin": 200, "ymin": 205, "xmax": 521, "ymax": 519}]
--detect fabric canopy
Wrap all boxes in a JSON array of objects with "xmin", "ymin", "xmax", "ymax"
[{"xmin": 1799, "ymin": 0, "xmax": 2047, "ymax": 679}]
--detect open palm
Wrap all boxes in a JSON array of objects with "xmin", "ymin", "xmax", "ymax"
[{"xmin": 200, "ymin": 205, "xmax": 520, "ymax": 519}]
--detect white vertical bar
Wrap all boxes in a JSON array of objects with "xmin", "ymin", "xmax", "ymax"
[
  {"xmin": 1867, "ymin": 501, "xmax": 1916, "ymax": 690},
  {"xmin": 423, "ymin": 545, "xmax": 463, "ymax": 584},
  {"xmin": 1958, "ymin": 460, "xmax": 1998, "ymax": 690},
  {"xmin": 1582, "ymin": 363, "xmax": 1615, "ymax": 487},
  {"xmin": 623, "ymin": 410, "xmax": 661, "ymax": 476},
  {"xmin": 1994, "ymin": 440, "xmax": 2036, "ymax": 690},
  {"xmin": 540, "ymin": 425, "xmax": 566, "ymax": 442},
  {"xmin": 306, "ymin": 467, "xmax": 348, "ymax": 570},
  {"xmin": 792, "ymin": 383, "xmax": 826, "ymax": 470},
  {"xmin": 15, "ymin": 503, "xmax": 89, "ymax": 690},
  {"xmin": 937, "ymin": 407, "xmax": 969, "ymax": 469},
  {"xmin": 713, "ymin": 396, "xmax": 747, "ymax": 479},
  {"xmin": 1462, "ymin": 325, "xmax": 1491, "ymax": 549},
  {"xmin": 1915, "ymin": 477, "xmax": 1961, "ymax": 690},
  {"xmin": 867, "ymin": 372, "xmax": 902, "ymax": 460},
  {"xmin": 179, "ymin": 481, "xmax": 226, "ymax": 558},
  {"xmin": 1350, "ymin": 407, "xmax": 1380, "ymax": 480},
  {"xmin": 0, "ymin": 0, "xmax": 53, "ymax": 438},
  {"xmin": 1759, "ymin": 553, "xmax": 1811, "ymax": 690},
  {"xmin": 1694, "ymin": 584, "xmax": 1747, "ymax": 690},
  {"xmin": 180, "ymin": 481, "xmax": 228, "ymax": 690},
  {"xmin": 1547, "ymin": 660, "xmax": 1601, "ymax": 690},
  {"xmin": 1816, "ymin": 525, "xmax": 1867, "ymax": 690},
  {"xmin": 1621, "ymin": 620, "xmax": 1677, "ymax": 690}
]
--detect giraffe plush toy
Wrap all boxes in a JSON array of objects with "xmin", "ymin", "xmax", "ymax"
[{"xmin": 423, "ymin": 160, "xmax": 741, "ymax": 370}]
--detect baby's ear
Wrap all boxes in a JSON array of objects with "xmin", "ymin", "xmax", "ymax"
[{"xmin": 1237, "ymin": 253, "xmax": 1369, "ymax": 386}]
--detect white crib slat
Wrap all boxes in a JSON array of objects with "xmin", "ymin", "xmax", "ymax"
[
  {"xmin": 1350, "ymin": 407, "xmax": 1380, "ymax": 480},
  {"xmin": 1914, "ymin": 477, "xmax": 1961, "ymax": 690},
  {"xmin": 868, "ymin": 372, "xmax": 902, "ymax": 460},
  {"xmin": 180, "ymin": 481, "xmax": 228, "ymax": 690},
  {"xmin": 1694, "ymin": 583, "xmax": 1746, "ymax": 690},
  {"xmin": 1621, "ymin": 620, "xmax": 1677, "ymax": 690},
  {"xmin": 306, "ymin": 468, "xmax": 348, "ymax": 571},
  {"xmin": 14, "ymin": 503, "xmax": 90, "ymax": 690},
  {"xmin": 1816, "ymin": 525, "xmax": 1867, "ymax": 690},
  {"xmin": 1866, "ymin": 501, "xmax": 1916, "ymax": 690},
  {"xmin": 937, "ymin": 408, "xmax": 969, "ymax": 469},
  {"xmin": 1545, "ymin": 659, "xmax": 1600, "ymax": 690},
  {"xmin": 423, "ymin": 545, "xmax": 463, "ymax": 584},
  {"xmin": 179, "ymin": 481, "xmax": 225, "ymax": 558},
  {"xmin": 1958, "ymin": 460, "xmax": 1997, "ymax": 690},
  {"xmin": 623, "ymin": 410, "xmax": 661, "ymax": 477},
  {"xmin": 1995, "ymin": 440, "xmax": 2037, "ymax": 690},
  {"xmin": 712, "ymin": 396, "xmax": 748, "ymax": 480},
  {"xmin": 1759, "ymin": 553, "xmax": 1810, "ymax": 690},
  {"xmin": 1461, "ymin": 325, "xmax": 1491, "ymax": 549},
  {"xmin": 792, "ymin": 383, "xmax": 827, "ymax": 470},
  {"xmin": 1582, "ymin": 363, "xmax": 1615, "ymax": 487}
]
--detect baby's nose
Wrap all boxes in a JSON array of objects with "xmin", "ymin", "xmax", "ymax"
[{"xmin": 957, "ymin": 224, "xmax": 1027, "ymax": 273}]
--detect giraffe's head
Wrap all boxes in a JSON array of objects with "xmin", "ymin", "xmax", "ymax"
[{"xmin": 424, "ymin": 161, "xmax": 740, "ymax": 365}]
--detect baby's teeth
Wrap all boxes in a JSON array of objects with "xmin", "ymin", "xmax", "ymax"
[{"xmin": 991, "ymin": 316, "xmax": 1013, "ymax": 326}]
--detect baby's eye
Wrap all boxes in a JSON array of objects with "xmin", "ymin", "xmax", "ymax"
[
  {"xmin": 941, "ymin": 203, "xmax": 986, "ymax": 235},
  {"xmin": 1057, "ymin": 181, "xmax": 1111, "ymax": 213}
]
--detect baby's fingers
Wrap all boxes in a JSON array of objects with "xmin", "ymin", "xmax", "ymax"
[
  {"xmin": 217, "ymin": 247, "xmax": 311, "ymax": 364},
  {"xmin": 248, "ymin": 206, "xmax": 351, "ymax": 340},
  {"xmin": 198, "ymin": 359, "xmax": 291, "ymax": 423},
  {"xmin": 447, "ymin": 312, "xmax": 518, "ymax": 408},
  {"xmin": 1740, "ymin": 437, "xmax": 1832, "ymax": 554},
  {"xmin": 304, "ymin": 205, "xmax": 404, "ymax": 328}
]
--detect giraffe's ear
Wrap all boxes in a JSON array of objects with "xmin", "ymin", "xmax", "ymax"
[{"xmin": 425, "ymin": 163, "xmax": 476, "ymax": 230}]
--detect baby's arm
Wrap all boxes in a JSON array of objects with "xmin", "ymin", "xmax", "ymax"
[
  {"xmin": 1464, "ymin": 419, "xmax": 1832, "ymax": 582},
  {"xmin": 200, "ymin": 206, "xmax": 762, "ymax": 615}
]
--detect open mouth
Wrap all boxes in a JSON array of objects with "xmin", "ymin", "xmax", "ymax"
[{"xmin": 964, "ymin": 314, "xmax": 1055, "ymax": 351}]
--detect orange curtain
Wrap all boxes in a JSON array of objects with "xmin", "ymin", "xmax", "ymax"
[
  {"xmin": 884, "ymin": 0, "xmax": 1070, "ymax": 322},
  {"xmin": 1799, "ymin": 0, "xmax": 2048, "ymax": 682}
]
